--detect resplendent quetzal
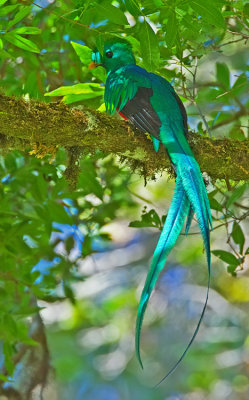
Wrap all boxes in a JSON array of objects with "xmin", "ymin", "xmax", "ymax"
[{"xmin": 90, "ymin": 39, "xmax": 212, "ymax": 381}]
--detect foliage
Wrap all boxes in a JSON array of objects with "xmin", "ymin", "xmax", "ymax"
[{"xmin": 0, "ymin": 0, "xmax": 248, "ymax": 399}]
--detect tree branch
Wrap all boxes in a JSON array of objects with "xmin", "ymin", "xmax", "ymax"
[{"xmin": 0, "ymin": 94, "xmax": 249, "ymax": 181}]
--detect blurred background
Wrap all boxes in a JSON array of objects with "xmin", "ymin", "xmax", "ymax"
[
  {"xmin": 39, "ymin": 172, "xmax": 249, "ymax": 400},
  {"xmin": 0, "ymin": 0, "xmax": 249, "ymax": 399}
]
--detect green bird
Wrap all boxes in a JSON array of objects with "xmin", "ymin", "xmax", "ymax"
[{"xmin": 90, "ymin": 39, "xmax": 212, "ymax": 382}]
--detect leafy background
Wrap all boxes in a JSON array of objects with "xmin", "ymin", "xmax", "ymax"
[{"xmin": 0, "ymin": 0, "xmax": 249, "ymax": 399}]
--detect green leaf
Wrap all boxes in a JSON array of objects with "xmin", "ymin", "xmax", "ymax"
[
  {"xmin": 91, "ymin": 66, "xmax": 107, "ymax": 83},
  {"xmin": 63, "ymin": 282, "xmax": 76, "ymax": 304},
  {"xmin": 62, "ymin": 93, "xmax": 101, "ymax": 105},
  {"xmin": 142, "ymin": 0, "xmax": 163, "ymax": 14},
  {"xmin": 7, "ymin": 5, "xmax": 32, "ymax": 30},
  {"xmin": 4, "ymin": 33, "xmax": 40, "ymax": 53},
  {"xmin": 45, "ymin": 83, "xmax": 104, "ymax": 97},
  {"xmin": 227, "ymin": 264, "xmax": 237, "ymax": 276},
  {"xmin": 11, "ymin": 27, "xmax": 41, "ymax": 35},
  {"xmin": 231, "ymin": 221, "xmax": 245, "ymax": 254},
  {"xmin": 71, "ymin": 41, "xmax": 92, "ymax": 64},
  {"xmin": 129, "ymin": 209, "xmax": 161, "ymax": 229},
  {"xmin": 77, "ymin": 159, "xmax": 104, "ymax": 199},
  {"xmin": 216, "ymin": 62, "xmax": 230, "ymax": 89},
  {"xmin": 0, "ymin": 374, "xmax": 13, "ymax": 382},
  {"xmin": 209, "ymin": 197, "xmax": 223, "ymax": 212},
  {"xmin": 47, "ymin": 201, "xmax": 73, "ymax": 225},
  {"xmin": 3, "ymin": 314, "xmax": 17, "ymax": 338},
  {"xmin": 212, "ymin": 250, "xmax": 240, "ymax": 266},
  {"xmin": 3, "ymin": 341, "xmax": 14, "ymax": 376},
  {"xmin": 0, "ymin": 0, "xmax": 8, "ymax": 6},
  {"xmin": 65, "ymin": 236, "xmax": 75, "ymax": 254},
  {"xmin": 190, "ymin": 0, "xmax": 225, "ymax": 28},
  {"xmin": 226, "ymin": 183, "xmax": 247, "ymax": 208},
  {"xmin": 166, "ymin": 9, "xmax": 177, "ymax": 49},
  {"xmin": 231, "ymin": 73, "xmax": 248, "ymax": 96},
  {"xmin": 0, "ymin": 48, "xmax": 13, "ymax": 59},
  {"xmin": 97, "ymin": 2, "xmax": 128, "ymax": 25},
  {"xmin": 138, "ymin": 20, "xmax": 160, "ymax": 71},
  {"xmin": 243, "ymin": 3, "xmax": 249, "ymax": 17},
  {"xmin": 181, "ymin": 15, "xmax": 200, "ymax": 33},
  {"xmin": 0, "ymin": 4, "xmax": 19, "ymax": 16},
  {"xmin": 229, "ymin": 125, "xmax": 246, "ymax": 141},
  {"xmin": 124, "ymin": 0, "xmax": 141, "ymax": 16}
]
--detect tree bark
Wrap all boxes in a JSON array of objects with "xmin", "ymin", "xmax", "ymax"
[{"xmin": 0, "ymin": 93, "xmax": 248, "ymax": 181}]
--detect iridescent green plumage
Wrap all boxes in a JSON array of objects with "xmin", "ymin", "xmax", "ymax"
[{"xmin": 91, "ymin": 40, "xmax": 212, "ymax": 382}]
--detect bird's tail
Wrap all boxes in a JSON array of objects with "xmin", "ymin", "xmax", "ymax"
[
  {"xmin": 156, "ymin": 125, "xmax": 211, "ymax": 384},
  {"xmin": 136, "ymin": 124, "xmax": 212, "ymax": 383},
  {"xmin": 155, "ymin": 154, "xmax": 212, "ymax": 385},
  {"xmin": 135, "ymin": 176, "xmax": 190, "ymax": 368}
]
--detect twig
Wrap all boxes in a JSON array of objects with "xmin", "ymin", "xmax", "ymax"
[
  {"xmin": 212, "ymin": 109, "xmax": 248, "ymax": 130},
  {"xmin": 219, "ymin": 37, "xmax": 248, "ymax": 47},
  {"xmin": 32, "ymin": 1, "xmax": 101, "ymax": 33},
  {"xmin": 226, "ymin": 29, "xmax": 249, "ymax": 39}
]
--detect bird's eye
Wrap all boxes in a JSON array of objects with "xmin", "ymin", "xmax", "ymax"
[{"xmin": 106, "ymin": 50, "xmax": 113, "ymax": 58}]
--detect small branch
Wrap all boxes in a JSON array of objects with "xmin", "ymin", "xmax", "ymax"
[
  {"xmin": 226, "ymin": 29, "xmax": 249, "ymax": 39},
  {"xmin": 0, "ymin": 94, "xmax": 249, "ymax": 181},
  {"xmin": 182, "ymin": 59, "xmax": 212, "ymax": 138},
  {"xmin": 219, "ymin": 36, "xmax": 248, "ymax": 47},
  {"xmin": 211, "ymin": 109, "xmax": 247, "ymax": 130}
]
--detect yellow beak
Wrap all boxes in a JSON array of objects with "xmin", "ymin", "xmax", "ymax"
[{"xmin": 89, "ymin": 61, "xmax": 102, "ymax": 69}]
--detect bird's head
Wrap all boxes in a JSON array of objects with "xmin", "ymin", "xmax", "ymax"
[{"xmin": 89, "ymin": 39, "xmax": 136, "ymax": 72}]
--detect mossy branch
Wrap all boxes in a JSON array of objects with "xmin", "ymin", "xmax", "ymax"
[{"xmin": 0, "ymin": 93, "xmax": 249, "ymax": 181}]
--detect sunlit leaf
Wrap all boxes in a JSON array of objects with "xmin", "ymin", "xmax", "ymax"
[
  {"xmin": 0, "ymin": 0, "xmax": 8, "ymax": 6},
  {"xmin": 7, "ymin": 5, "xmax": 32, "ymax": 30},
  {"xmin": 190, "ymin": 0, "xmax": 225, "ymax": 28},
  {"xmin": 0, "ymin": 4, "xmax": 19, "ymax": 16},
  {"xmin": 4, "ymin": 33, "xmax": 40, "ymax": 53},
  {"xmin": 124, "ymin": 0, "xmax": 141, "ymax": 16},
  {"xmin": 11, "ymin": 27, "xmax": 41, "ymax": 35},
  {"xmin": 71, "ymin": 41, "xmax": 92, "ymax": 64},
  {"xmin": 45, "ymin": 83, "xmax": 104, "ymax": 97},
  {"xmin": 97, "ymin": 2, "xmax": 128, "ymax": 25},
  {"xmin": 138, "ymin": 20, "xmax": 160, "ymax": 71},
  {"xmin": 166, "ymin": 9, "xmax": 177, "ymax": 49},
  {"xmin": 142, "ymin": 0, "xmax": 163, "ymax": 14}
]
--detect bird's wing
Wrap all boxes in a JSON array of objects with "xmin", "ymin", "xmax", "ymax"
[{"xmin": 105, "ymin": 65, "xmax": 188, "ymax": 139}]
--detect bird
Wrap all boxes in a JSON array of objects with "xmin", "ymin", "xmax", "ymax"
[{"xmin": 89, "ymin": 39, "xmax": 212, "ymax": 383}]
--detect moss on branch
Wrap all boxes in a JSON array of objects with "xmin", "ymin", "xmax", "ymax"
[{"xmin": 0, "ymin": 93, "xmax": 249, "ymax": 181}]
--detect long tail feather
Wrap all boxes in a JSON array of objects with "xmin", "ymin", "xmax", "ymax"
[
  {"xmin": 179, "ymin": 161, "xmax": 211, "ymax": 266},
  {"xmin": 142, "ymin": 124, "xmax": 212, "ymax": 384},
  {"xmin": 185, "ymin": 207, "xmax": 194, "ymax": 236},
  {"xmin": 135, "ymin": 176, "xmax": 190, "ymax": 368},
  {"xmin": 153, "ymin": 158, "xmax": 211, "ymax": 386}
]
